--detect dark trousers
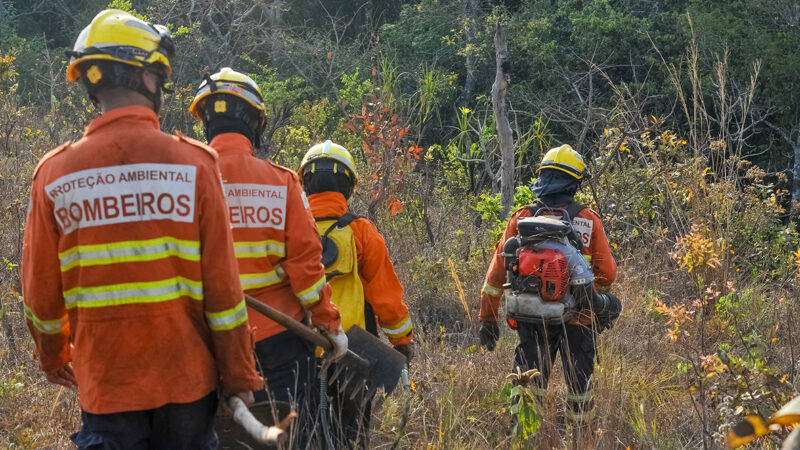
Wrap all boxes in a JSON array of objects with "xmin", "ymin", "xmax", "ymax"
[
  {"xmin": 513, "ymin": 321, "xmax": 596, "ymax": 423},
  {"xmin": 254, "ymin": 330, "xmax": 317, "ymax": 448},
  {"xmin": 71, "ymin": 391, "xmax": 218, "ymax": 450}
]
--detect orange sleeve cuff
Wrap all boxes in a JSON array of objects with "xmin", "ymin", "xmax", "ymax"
[{"xmin": 307, "ymin": 284, "xmax": 341, "ymax": 333}]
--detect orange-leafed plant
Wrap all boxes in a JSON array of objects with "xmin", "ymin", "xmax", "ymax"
[
  {"xmin": 670, "ymin": 223, "xmax": 722, "ymax": 273},
  {"xmin": 343, "ymin": 77, "xmax": 422, "ymax": 218}
]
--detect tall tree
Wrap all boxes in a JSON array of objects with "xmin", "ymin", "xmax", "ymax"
[
  {"xmin": 458, "ymin": 0, "xmax": 480, "ymax": 106},
  {"xmin": 491, "ymin": 25, "xmax": 514, "ymax": 217}
]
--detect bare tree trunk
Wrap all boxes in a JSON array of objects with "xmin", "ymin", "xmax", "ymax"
[
  {"xmin": 269, "ymin": 1, "xmax": 283, "ymax": 63},
  {"xmin": 766, "ymin": 116, "xmax": 800, "ymax": 217},
  {"xmin": 459, "ymin": 0, "xmax": 478, "ymax": 106},
  {"xmin": 491, "ymin": 26, "xmax": 514, "ymax": 218},
  {"xmin": 793, "ymin": 125, "xmax": 800, "ymax": 216},
  {"xmin": 575, "ymin": 66, "xmax": 594, "ymax": 153}
]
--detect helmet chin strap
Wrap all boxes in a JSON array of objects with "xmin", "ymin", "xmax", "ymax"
[
  {"xmin": 151, "ymin": 81, "xmax": 165, "ymax": 114},
  {"xmin": 131, "ymin": 68, "xmax": 166, "ymax": 114}
]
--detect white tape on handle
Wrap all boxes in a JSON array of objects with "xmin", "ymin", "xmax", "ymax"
[
  {"xmin": 228, "ymin": 396, "xmax": 285, "ymax": 445},
  {"xmin": 401, "ymin": 364, "xmax": 411, "ymax": 392}
]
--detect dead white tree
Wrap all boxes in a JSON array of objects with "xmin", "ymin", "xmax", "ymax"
[
  {"xmin": 458, "ymin": 0, "xmax": 479, "ymax": 106},
  {"xmin": 766, "ymin": 117, "xmax": 800, "ymax": 215},
  {"xmin": 491, "ymin": 25, "xmax": 514, "ymax": 217}
]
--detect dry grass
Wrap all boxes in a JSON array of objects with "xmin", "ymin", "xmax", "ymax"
[
  {"xmin": 369, "ymin": 266, "xmax": 701, "ymax": 450},
  {"xmin": 0, "ymin": 147, "xmax": 789, "ymax": 449},
  {"xmin": 0, "ymin": 250, "xmax": 788, "ymax": 449},
  {"xmin": 0, "ymin": 334, "xmax": 79, "ymax": 449}
]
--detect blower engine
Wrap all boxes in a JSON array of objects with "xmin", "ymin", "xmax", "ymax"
[{"xmin": 514, "ymin": 247, "xmax": 569, "ymax": 301}]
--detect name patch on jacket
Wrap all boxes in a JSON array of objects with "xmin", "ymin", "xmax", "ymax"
[
  {"xmin": 571, "ymin": 217, "xmax": 594, "ymax": 248},
  {"xmin": 46, "ymin": 163, "xmax": 197, "ymax": 234},
  {"xmin": 224, "ymin": 183, "xmax": 286, "ymax": 229}
]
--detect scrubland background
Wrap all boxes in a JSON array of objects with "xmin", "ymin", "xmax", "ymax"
[{"xmin": 2, "ymin": 1, "xmax": 800, "ymax": 448}]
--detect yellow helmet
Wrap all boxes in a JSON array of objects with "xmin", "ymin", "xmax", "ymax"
[
  {"xmin": 188, "ymin": 67, "xmax": 266, "ymax": 127},
  {"xmin": 537, "ymin": 144, "xmax": 589, "ymax": 180},
  {"xmin": 299, "ymin": 141, "xmax": 358, "ymax": 185},
  {"xmin": 66, "ymin": 9, "xmax": 174, "ymax": 83}
]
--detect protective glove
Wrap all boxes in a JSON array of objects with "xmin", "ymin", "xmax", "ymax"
[
  {"xmin": 322, "ymin": 325, "xmax": 348, "ymax": 362},
  {"xmin": 479, "ymin": 322, "xmax": 500, "ymax": 351},
  {"xmin": 394, "ymin": 341, "xmax": 416, "ymax": 362}
]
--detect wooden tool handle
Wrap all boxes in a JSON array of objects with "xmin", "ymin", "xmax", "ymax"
[
  {"xmin": 244, "ymin": 294, "xmax": 332, "ymax": 350},
  {"xmin": 228, "ymin": 396, "xmax": 286, "ymax": 445}
]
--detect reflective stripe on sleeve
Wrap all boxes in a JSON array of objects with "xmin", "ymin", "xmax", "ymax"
[
  {"xmin": 23, "ymin": 304, "xmax": 68, "ymax": 335},
  {"xmin": 296, "ymin": 276, "xmax": 326, "ymax": 306},
  {"xmin": 63, "ymin": 276, "xmax": 203, "ymax": 308},
  {"xmin": 583, "ymin": 254, "xmax": 592, "ymax": 265},
  {"xmin": 239, "ymin": 266, "xmax": 286, "ymax": 290},
  {"xmin": 58, "ymin": 237, "xmax": 200, "ymax": 272},
  {"xmin": 205, "ymin": 299, "xmax": 248, "ymax": 331},
  {"xmin": 482, "ymin": 282, "xmax": 503, "ymax": 297},
  {"xmin": 233, "ymin": 240, "xmax": 286, "ymax": 259},
  {"xmin": 381, "ymin": 316, "xmax": 413, "ymax": 339}
]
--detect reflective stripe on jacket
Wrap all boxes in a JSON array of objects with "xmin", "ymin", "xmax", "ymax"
[
  {"xmin": 22, "ymin": 106, "xmax": 262, "ymax": 415},
  {"xmin": 211, "ymin": 133, "xmax": 341, "ymax": 342},
  {"xmin": 479, "ymin": 204, "xmax": 617, "ymax": 325},
  {"xmin": 307, "ymin": 192, "xmax": 413, "ymax": 345}
]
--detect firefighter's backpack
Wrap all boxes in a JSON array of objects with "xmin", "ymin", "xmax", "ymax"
[
  {"xmin": 503, "ymin": 208, "xmax": 585, "ymax": 324},
  {"xmin": 315, "ymin": 212, "xmax": 366, "ymax": 331}
]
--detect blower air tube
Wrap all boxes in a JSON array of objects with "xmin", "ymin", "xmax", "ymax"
[
  {"xmin": 502, "ymin": 237, "xmax": 521, "ymax": 283},
  {"xmin": 571, "ymin": 283, "xmax": 622, "ymax": 331},
  {"xmin": 503, "ymin": 237, "xmax": 520, "ymax": 268},
  {"xmin": 592, "ymin": 292, "xmax": 622, "ymax": 331}
]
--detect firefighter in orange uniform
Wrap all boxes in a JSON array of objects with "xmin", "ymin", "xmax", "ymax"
[
  {"xmin": 189, "ymin": 68, "xmax": 346, "ymax": 447},
  {"xmin": 21, "ymin": 10, "xmax": 262, "ymax": 449},
  {"xmin": 299, "ymin": 141, "xmax": 414, "ymax": 447},
  {"xmin": 478, "ymin": 145, "xmax": 621, "ymax": 436}
]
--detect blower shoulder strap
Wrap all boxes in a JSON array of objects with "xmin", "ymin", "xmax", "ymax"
[
  {"xmin": 527, "ymin": 200, "xmax": 586, "ymax": 222},
  {"xmin": 315, "ymin": 211, "xmax": 360, "ymax": 238},
  {"xmin": 566, "ymin": 202, "xmax": 587, "ymax": 221},
  {"xmin": 527, "ymin": 200, "xmax": 587, "ymax": 251}
]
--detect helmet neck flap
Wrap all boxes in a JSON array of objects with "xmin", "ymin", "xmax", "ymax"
[
  {"xmin": 302, "ymin": 158, "xmax": 355, "ymax": 200},
  {"xmin": 201, "ymin": 91, "xmax": 262, "ymax": 149},
  {"xmin": 80, "ymin": 60, "xmax": 168, "ymax": 113}
]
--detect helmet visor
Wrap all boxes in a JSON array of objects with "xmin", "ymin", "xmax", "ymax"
[
  {"xmin": 151, "ymin": 24, "xmax": 175, "ymax": 59},
  {"xmin": 195, "ymin": 80, "xmax": 264, "ymax": 110}
]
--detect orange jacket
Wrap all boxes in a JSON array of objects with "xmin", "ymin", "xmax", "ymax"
[
  {"xmin": 307, "ymin": 192, "xmax": 413, "ymax": 345},
  {"xmin": 480, "ymin": 204, "xmax": 617, "ymax": 325},
  {"xmin": 211, "ymin": 133, "xmax": 341, "ymax": 341},
  {"xmin": 22, "ymin": 106, "xmax": 262, "ymax": 415}
]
